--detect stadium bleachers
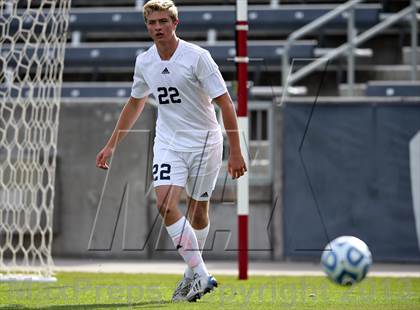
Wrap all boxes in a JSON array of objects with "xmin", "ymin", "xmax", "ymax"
[
  {"xmin": 365, "ymin": 81, "xmax": 420, "ymax": 97},
  {"xmin": 5, "ymin": 0, "xmax": 416, "ymax": 94},
  {"xmin": 68, "ymin": 5, "xmax": 381, "ymax": 40},
  {"xmin": 68, "ymin": 0, "xmax": 393, "ymax": 7},
  {"xmin": 64, "ymin": 40, "xmax": 316, "ymax": 70},
  {"xmin": 7, "ymin": 1, "xmax": 416, "ymax": 97},
  {"xmin": 3, "ymin": 81, "xmax": 300, "ymax": 102},
  {"xmin": 8, "ymin": 1, "xmax": 415, "ymax": 97},
  {"xmin": 69, "ymin": 0, "xmax": 271, "ymax": 6},
  {"xmin": 61, "ymin": 82, "xmax": 303, "ymax": 100}
]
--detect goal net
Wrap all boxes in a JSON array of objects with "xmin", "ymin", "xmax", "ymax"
[{"xmin": 0, "ymin": 0, "xmax": 71, "ymax": 282}]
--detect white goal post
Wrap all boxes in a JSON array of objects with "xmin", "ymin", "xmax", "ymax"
[{"xmin": 0, "ymin": 0, "xmax": 71, "ymax": 282}]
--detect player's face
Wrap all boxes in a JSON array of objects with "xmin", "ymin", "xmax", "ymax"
[{"xmin": 146, "ymin": 11, "xmax": 178, "ymax": 42}]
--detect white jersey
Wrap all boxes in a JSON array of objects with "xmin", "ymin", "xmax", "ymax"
[{"xmin": 131, "ymin": 39, "xmax": 227, "ymax": 151}]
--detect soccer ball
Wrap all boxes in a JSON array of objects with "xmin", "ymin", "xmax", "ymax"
[{"xmin": 321, "ymin": 236, "xmax": 372, "ymax": 285}]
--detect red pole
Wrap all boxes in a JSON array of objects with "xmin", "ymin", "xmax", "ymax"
[
  {"xmin": 236, "ymin": 20, "xmax": 248, "ymax": 118},
  {"xmin": 236, "ymin": 0, "xmax": 249, "ymax": 280}
]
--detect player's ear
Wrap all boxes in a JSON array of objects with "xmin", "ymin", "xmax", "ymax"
[{"xmin": 173, "ymin": 18, "xmax": 179, "ymax": 27}]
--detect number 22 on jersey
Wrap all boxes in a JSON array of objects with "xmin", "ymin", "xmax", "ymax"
[{"xmin": 157, "ymin": 87, "xmax": 181, "ymax": 104}]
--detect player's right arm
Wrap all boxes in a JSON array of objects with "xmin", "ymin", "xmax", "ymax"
[{"xmin": 96, "ymin": 96, "xmax": 147, "ymax": 170}]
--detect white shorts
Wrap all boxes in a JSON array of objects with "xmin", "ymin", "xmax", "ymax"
[{"xmin": 152, "ymin": 142, "xmax": 223, "ymax": 201}]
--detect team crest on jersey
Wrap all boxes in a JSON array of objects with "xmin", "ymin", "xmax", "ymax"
[{"xmin": 161, "ymin": 67, "xmax": 170, "ymax": 74}]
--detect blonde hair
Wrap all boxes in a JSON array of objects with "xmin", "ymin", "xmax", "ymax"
[{"xmin": 143, "ymin": 0, "xmax": 178, "ymax": 23}]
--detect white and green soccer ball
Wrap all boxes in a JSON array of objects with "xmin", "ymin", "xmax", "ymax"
[{"xmin": 321, "ymin": 236, "xmax": 372, "ymax": 285}]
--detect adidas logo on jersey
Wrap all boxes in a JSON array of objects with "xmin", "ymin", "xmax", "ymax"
[
  {"xmin": 200, "ymin": 192, "xmax": 209, "ymax": 198},
  {"xmin": 161, "ymin": 67, "xmax": 170, "ymax": 74}
]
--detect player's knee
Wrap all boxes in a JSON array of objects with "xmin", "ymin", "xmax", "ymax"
[
  {"xmin": 162, "ymin": 208, "xmax": 172, "ymax": 217},
  {"xmin": 156, "ymin": 201, "xmax": 173, "ymax": 216}
]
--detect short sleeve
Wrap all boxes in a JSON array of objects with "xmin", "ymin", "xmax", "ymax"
[
  {"xmin": 131, "ymin": 56, "xmax": 151, "ymax": 98},
  {"xmin": 196, "ymin": 51, "xmax": 228, "ymax": 99}
]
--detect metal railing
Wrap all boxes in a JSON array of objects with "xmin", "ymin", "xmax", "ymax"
[
  {"xmin": 282, "ymin": 0, "xmax": 419, "ymax": 96},
  {"xmin": 218, "ymin": 100, "xmax": 274, "ymax": 186}
]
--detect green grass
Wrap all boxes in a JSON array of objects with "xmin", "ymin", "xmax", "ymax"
[{"xmin": 1, "ymin": 273, "xmax": 419, "ymax": 309}]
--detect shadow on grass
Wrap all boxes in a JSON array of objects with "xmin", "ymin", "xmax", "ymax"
[
  {"xmin": 0, "ymin": 285, "xmax": 74, "ymax": 293},
  {"xmin": 0, "ymin": 300, "xmax": 171, "ymax": 309}
]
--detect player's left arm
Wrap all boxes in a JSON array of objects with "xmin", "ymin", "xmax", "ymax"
[{"xmin": 214, "ymin": 92, "xmax": 247, "ymax": 179}]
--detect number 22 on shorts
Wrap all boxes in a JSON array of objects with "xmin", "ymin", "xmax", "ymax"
[{"xmin": 153, "ymin": 163, "xmax": 171, "ymax": 181}]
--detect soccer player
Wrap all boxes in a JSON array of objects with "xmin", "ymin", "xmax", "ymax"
[{"xmin": 96, "ymin": 0, "xmax": 247, "ymax": 302}]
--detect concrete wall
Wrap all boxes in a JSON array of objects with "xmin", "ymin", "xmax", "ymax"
[
  {"xmin": 53, "ymin": 100, "xmax": 278, "ymax": 260},
  {"xmin": 54, "ymin": 100, "xmax": 155, "ymax": 258}
]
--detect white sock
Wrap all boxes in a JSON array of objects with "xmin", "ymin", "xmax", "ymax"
[
  {"xmin": 193, "ymin": 262, "xmax": 209, "ymax": 279},
  {"xmin": 166, "ymin": 217, "xmax": 209, "ymax": 277},
  {"xmin": 194, "ymin": 224, "xmax": 210, "ymax": 252},
  {"xmin": 185, "ymin": 224, "xmax": 210, "ymax": 279}
]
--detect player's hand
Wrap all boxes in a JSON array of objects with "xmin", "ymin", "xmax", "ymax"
[
  {"xmin": 228, "ymin": 151, "xmax": 247, "ymax": 179},
  {"xmin": 96, "ymin": 146, "xmax": 114, "ymax": 170}
]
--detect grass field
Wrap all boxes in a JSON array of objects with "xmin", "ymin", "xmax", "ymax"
[{"xmin": 1, "ymin": 273, "xmax": 420, "ymax": 309}]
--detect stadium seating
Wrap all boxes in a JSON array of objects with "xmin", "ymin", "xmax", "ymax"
[
  {"xmin": 60, "ymin": 83, "xmax": 133, "ymax": 98},
  {"xmin": 68, "ymin": 0, "xmax": 389, "ymax": 7},
  {"xmin": 64, "ymin": 40, "xmax": 316, "ymax": 70},
  {"xmin": 59, "ymin": 82, "xmax": 237, "ymax": 99},
  {"xmin": 70, "ymin": 0, "xmax": 271, "ymax": 6},
  {"xmin": 365, "ymin": 81, "xmax": 420, "ymax": 97},
  {"xmin": 59, "ymin": 82, "xmax": 307, "ymax": 99},
  {"xmin": 0, "ymin": 82, "xmax": 241, "ymax": 99},
  {"xmin": 68, "ymin": 5, "xmax": 381, "ymax": 39}
]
